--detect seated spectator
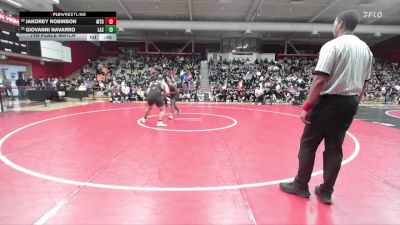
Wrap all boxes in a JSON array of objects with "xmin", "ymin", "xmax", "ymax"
[
  {"xmin": 56, "ymin": 79, "xmax": 66, "ymax": 101},
  {"xmin": 111, "ymin": 85, "xmax": 121, "ymax": 103},
  {"xmin": 255, "ymin": 85, "xmax": 264, "ymax": 105},
  {"xmin": 78, "ymin": 82, "xmax": 87, "ymax": 91},
  {"xmin": 120, "ymin": 82, "xmax": 131, "ymax": 102}
]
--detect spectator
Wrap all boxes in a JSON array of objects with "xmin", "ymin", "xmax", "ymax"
[
  {"xmin": 255, "ymin": 85, "xmax": 264, "ymax": 105},
  {"xmin": 16, "ymin": 75, "xmax": 27, "ymax": 99},
  {"xmin": 3, "ymin": 77, "xmax": 13, "ymax": 98},
  {"xmin": 78, "ymin": 82, "xmax": 87, "ymax": 91}
]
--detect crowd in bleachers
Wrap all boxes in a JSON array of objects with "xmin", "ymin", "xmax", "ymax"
[
  {"xmin": 209, "ymin": 57, "xmax": 313, "ymax": 104},
  {"xmin": 79, "ymin": 55, "xmax": 201, "ymax": 102},
  {"xmin": 364, "ymin": 62, "xmax": 400, "ymax": 103},
  {"xmin": 9, "ymin": 54, "xmax": 201, "ymax": 102},
  {"xmin": 209, "ymin": 57, "xmax": 399, "ymax": 104},
  {"xmin": 2, "ymin": 54, "xmax": 399, "ymax": 104}
]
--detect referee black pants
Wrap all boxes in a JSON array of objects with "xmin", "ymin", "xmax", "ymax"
[{"xmin": 294, "ymin": 95, "xmax": 359, "ymax": 193}]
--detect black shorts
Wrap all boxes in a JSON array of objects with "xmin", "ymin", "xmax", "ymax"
[
  {"xmin": 147, "ymin": 95, "xmax": 165, "ymax": 107},
  {"xmin": 170, "ymin": 94, "xmax": 179, "ymax": 100}
]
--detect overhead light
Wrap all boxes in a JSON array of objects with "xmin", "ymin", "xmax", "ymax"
[
  {"xmin": 290, "ymin": 0, "xmax": 304, "ymax": 4},
  {"xmin": 311, "ymin": 30, "xmax": 319, "ymax": 36},
  {"xmin": 373, "ymin": 32, "xmax": 382, "ymax": 37},
  {"xmin": 52, "ymin": 0, "xmax": 59, "ymax": 4},
  {"xmin": 360, "ymin": 3, "xmax": 373, "ymax": 6},
  {"xmin": 360, "ymin": 0, "xmax": 373, "ymax": 6},
  {"xmin": 185, "ymin": 28, "xmax": 192, "ymax": 34},
  {"xmin": 232, "ymin": 50, "xmax": 236, "ymax": 53},
  {"xmin": 5, "ymin": 0, "xmax": 22, "ymax": 7},
  {"xmin": 245, "ymin": 29, "xmax": 252, "ymax": 34}
]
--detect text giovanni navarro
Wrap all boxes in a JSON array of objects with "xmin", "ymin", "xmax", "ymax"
[{"xmin": 25, "ymin": 27, "xmax": 76, "ymax": 32}]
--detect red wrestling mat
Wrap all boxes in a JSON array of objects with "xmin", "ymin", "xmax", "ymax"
[
  {"xmin": 0, "ymin": 103, "xmax": 399, "ymax": 224},
  {"xmin": 386, "ymin": 109, "xmax": 400, "ymax": 119}
]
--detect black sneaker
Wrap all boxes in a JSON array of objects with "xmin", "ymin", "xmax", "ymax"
[
  {"xmin": 279, "ymin": 182, "xmax": 311, "ymax": 198},
  {"xmin": 315, "ymin": 185, "xmax": 332, "ymax": 205}
]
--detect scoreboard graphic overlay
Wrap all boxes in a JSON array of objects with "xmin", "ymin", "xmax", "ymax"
[{"xmin": 18, "ymin": 12, "xmax": 117, "ymax": 41}]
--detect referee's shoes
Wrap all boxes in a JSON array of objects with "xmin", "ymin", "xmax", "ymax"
[
  {"xmin": 315, "ymin": 185, "xmax": 333, "ymax": 205},
  {"xmin": 279, "ymin": 182, "xmax": 311, "ymax": 198}
]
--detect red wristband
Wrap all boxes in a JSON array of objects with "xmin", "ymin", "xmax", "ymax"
[{"xmin": 302, "ymin": 101, "xmax": 313, "ymax": 111}]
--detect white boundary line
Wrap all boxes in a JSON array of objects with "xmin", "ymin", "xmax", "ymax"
[
  {"xmin": 175, "ymin": 118, "xmax": 202, "ymax": 121},
  {"xmin": 33, "ymin": 189, "xmax": 77, "ymax": 225},
  {"xmin": 385, "ymin": 110, "xmax": 400, "ymax": 119},
  {"xmin": 0, "ymin": 105, "xmax": 360, "ymax": 192},
  {"xmin": 372, "ymin": 122, "xmax": 395, "ymax": 127},
  {"xmin": 137, "ymin": 112, "xmax": 237, "ymax": 132},
  {"xmin": 33, "ymin": 144, "xmax": 128, "ymax": 225}
]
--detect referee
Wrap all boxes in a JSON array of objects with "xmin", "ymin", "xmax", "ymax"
[{"xmin": 280, "ymin": 10, "xmax": 373, "ymax": 205}]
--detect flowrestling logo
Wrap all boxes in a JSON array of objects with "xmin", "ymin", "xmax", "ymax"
[{"xmin": 363, "ymin": 11, "xmax": 383, "ymax": 18}]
